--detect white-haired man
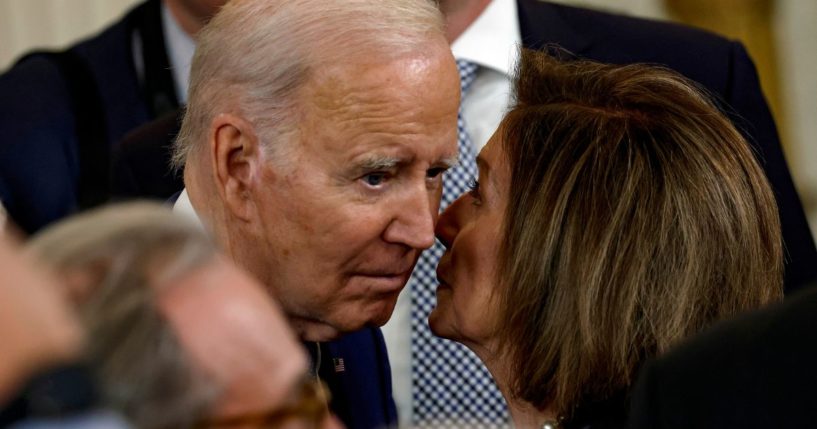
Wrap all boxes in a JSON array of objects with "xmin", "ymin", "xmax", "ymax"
[{"xmin": 173, "ymin": 1, "xmax": 461, "ymax": 428}]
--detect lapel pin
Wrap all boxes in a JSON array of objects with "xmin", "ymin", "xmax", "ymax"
[{"xmin": 333, "ymin": 357, "xmax": 346, "ymax": 373}]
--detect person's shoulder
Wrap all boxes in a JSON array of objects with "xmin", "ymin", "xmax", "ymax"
[
  {"xmin": 631, "ymin": 289, "xmax": 817, "ymax": 428},
  {"xmin": 70, "ymin": 3, "xmax": 136, "ymax": 66},
  {"xmin": 0, "ymin": 0, "xmax": 133, "ymax": 117},
  {"xmin": 665, "ymin": 287, "xmax": 817, "ymax": 366},
  {"xmin": 519, "ymin": 0, "xmax": 737, "ymax": 71},
  {"xmin": 518, "ymin": 0, "xmax": 744, "ymax": 98},
  {"xmin": 0, "ymin": 53, "xmax": 76, "ymax": 178},
  {"xmin": 524, "ymin": 0, "xmax": 732, "ymax": 48}
]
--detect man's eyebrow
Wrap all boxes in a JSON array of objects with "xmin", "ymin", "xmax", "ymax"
[{"xmin": 356, "ymin": 156, "xmax": 402, "ymax": 170}]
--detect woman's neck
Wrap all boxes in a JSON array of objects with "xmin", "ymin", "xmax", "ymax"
[{"xmin": 470, "ymin": 343, "xmax": 560, "ymax": 428}]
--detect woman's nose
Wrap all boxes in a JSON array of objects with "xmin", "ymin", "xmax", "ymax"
[{"xmin": 435, "ymin": 194, "xmax": 467, "ymax": 249}]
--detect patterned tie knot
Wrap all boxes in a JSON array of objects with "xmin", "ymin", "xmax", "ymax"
[{"xmin": 456, "ymin": 59, "xmax": 479, "ymax": 97}]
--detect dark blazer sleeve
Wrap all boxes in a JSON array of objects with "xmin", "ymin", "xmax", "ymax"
[{"xmin": 0, "ymin": 56, "xmax": 81, "ymax": 233}]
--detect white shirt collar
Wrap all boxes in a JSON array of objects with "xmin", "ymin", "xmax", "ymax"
[
  {"xmin": 451, "ymin": 0, "xmax": 521, "ymax": 76},
  {"xmin": 161, "ymin": 2, "xmax": 196, "ymax": 103},
  {"xmin": 173, "ymin": 188, "xmax": 205, "ymax": 230}
]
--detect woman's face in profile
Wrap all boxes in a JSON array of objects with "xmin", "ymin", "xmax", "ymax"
[{"xmin": 429, "ymin": 133, "xmax": 509, "ymax": 348}]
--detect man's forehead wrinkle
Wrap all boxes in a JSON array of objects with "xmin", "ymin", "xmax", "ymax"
[
  {"xmin": 309, "ymin": 79, "xmax": 415, "ymax": 125},
  {"xmin": 308, "ymin": 52, "xmax": 439, "ymax": 107}
]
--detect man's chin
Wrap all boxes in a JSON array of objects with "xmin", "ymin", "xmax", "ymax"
[
  {"xmin": 339, "ymin": 303, "xmax": 397, "ymax": 332},
  {"xmin": 293, "ymin": 320, "xmax": 343, "ymax": 342},
  {"xmin": 294, "ymin": 301, "xmax": 397, "ymax": 341},
  {"xmin": 365, "ymin": 294, "xmax": 400, "ymax": 326},
  {"xmin": 367, "ymin": 307, "xmax": 394, "ymax": 328}
]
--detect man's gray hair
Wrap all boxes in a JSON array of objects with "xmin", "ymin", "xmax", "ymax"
[
  {"xmin": 171, "ymin": 0, "xmax": 445, "ymax": 170},
  {"xmin": 27, "ymin": 202, "xmax": 220, "ymax": 429}
]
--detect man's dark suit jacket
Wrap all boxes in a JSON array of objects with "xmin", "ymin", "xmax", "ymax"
[
  {"xmin": 311, "ymin": 329, "xmax": 398, "ymax": 429},
  {"xmin": 516, "ymin": 0, "xmax": 817, "ymax": 291},
  {"xmin": 0, "ymin": 0, "xmax": 179, "ymax": 234},
  {"xmin": 628, "ymin": 287, "xmax": 817, "ymax": 429}
]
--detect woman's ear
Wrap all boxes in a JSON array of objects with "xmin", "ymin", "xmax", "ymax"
[{"xmin": 209, "ymin": 114, "xmax": 261, "ymax": 222}]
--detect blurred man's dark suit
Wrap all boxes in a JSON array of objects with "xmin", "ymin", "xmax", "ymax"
[
  {"xmin": 628, "ymin": 286, "xmax": 817, "ymax": 429},
  {"xmin": 516, "ymin": 0, "xmax": 816, "ymax": 291}
]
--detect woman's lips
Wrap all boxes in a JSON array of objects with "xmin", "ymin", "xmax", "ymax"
[
  {"xmin": 435, "ymin": 272, "xmax": 452, "ymax": 290},
  {"xmin": 435, "ymin": 265, "xmax": 450, "ymax": 286}
]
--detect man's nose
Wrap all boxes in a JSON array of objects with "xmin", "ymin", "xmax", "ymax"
[
  {"xmin": 435, "ymin": 194, "xmax": 465, "ymax": 250},
  {"xmin": 382, "ymin": 185, "xmax": 436, "ymax": 250}
]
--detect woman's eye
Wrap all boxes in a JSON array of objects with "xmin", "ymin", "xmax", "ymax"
[
  {"xmin": 362, "ymin": 173, "xmax": 387, "ymax": 187},
  {"xmin": 468, "ymin": 179, "xmax": 482, "ymax": 203}
]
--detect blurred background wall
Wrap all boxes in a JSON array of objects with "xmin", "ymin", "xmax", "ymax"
[{"xmin": 2, "ymin": 0, "xmax": 815, "ymax": 239}]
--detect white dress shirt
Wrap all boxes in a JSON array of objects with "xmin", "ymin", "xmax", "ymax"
[
  {"xmin": 452, "ymin": 0, "xmax": 521, "ymax": 151},
  {"xmin": 380, "ymin": 0, "xmax": 522, "ymax": 425},
  {"xmin": 172, "ymin": 189, "xmax": 205, "ymax": 229},
  {"xmin": 160, "ymin": 3, "xmax": 196, "ymax": 104},
  {"xmin": 132, "ymin": 3, "xmax": 195, "ymax": 104}
]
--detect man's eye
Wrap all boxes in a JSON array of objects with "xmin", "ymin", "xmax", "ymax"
[
  {"xmin": 362, "ymin": 173, "xmax": 387, "ymax": 187},
  {"xmin": 427, "ymin": 167, "xmax": 447, "ymax": 179}
]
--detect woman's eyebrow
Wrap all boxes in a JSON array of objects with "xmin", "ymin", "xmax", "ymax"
[{"xmin": 476, "ymin": 155, "xmax": 491, "ymax": 182}]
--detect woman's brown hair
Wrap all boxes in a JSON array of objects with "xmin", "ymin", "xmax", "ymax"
[{"xmin": 496, "ymin": 49, "xmax": 783, "ymax": 418}]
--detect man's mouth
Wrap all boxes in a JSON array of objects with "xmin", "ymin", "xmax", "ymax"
[{"xmin": 354, "ymin": 270, "xmax": 412, "ymax": 292}]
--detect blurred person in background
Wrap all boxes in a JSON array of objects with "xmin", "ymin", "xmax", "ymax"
[
  {"xmin": 26, "ymin": 202, "xmax": 339, "ymax": 429},
  {"xmin": 0, "ymin": 228, "xmax": 130, "ymax": 428},
  {"xmin": 0, "ymin": 0, "xmax": 226, "ymax": 233},
  {"xmin": 628, "ymin": 289, "xmax": 817, "ymax": 428},
  {"xmin": 429, "ymin": 49, "xmax": 784, "ymax": 428}
]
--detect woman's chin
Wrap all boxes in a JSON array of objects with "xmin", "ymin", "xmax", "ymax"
[{"xmin": 427, "ymin": 306, "xmax": 453, "ymax": 339}]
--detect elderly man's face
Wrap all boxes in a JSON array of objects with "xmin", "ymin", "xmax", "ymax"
[{"xmin": 249, "ymin": 43, "xmax": 460, "ymax": 340}]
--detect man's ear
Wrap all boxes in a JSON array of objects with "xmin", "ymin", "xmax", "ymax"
[{"xmin": 209, "ymin": 114, "xmax": 261, "ymax": 221}]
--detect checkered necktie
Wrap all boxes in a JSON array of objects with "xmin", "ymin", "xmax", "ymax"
[{"xmin": 410, "ymin": 59, "xmax": 509, "ymax": 427}]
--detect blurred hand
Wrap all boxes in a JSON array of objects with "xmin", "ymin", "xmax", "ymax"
[{"xmin": 0, "ymin": 235, "xmax": 84, "ymax": 405}]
